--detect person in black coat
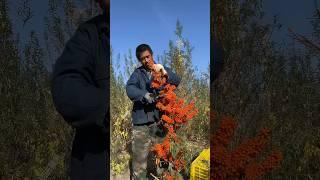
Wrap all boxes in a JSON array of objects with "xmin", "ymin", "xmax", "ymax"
[{"xmin": 51, "ymin": 1, "xmax": 109, "ymax": 179}]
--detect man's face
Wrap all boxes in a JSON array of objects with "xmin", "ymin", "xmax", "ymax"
[{"xmin": 139, "ymin": 50, "xmax": 154, "ymax": 70}]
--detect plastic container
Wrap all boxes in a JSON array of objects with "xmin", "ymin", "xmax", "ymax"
[{"xmin": 190, "ymin": 148, "xmax": 210, "ymax": 180}]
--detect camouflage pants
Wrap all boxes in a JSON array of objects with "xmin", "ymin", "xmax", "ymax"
[{"xmin": 131, "ymin": 122, "xmax": 166, "ymax": 180}]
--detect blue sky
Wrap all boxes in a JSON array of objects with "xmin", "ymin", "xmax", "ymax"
[
  {"xmin": 110, "ymin": 0, "xmax": 210, "ymax": 76},
  {"xmin": 263, "ymin": 0, "xmax": 315, "ymax": 43},
  {"xmin": 7, "ymin": 0, "xmax": 316, "ymax": 71}
]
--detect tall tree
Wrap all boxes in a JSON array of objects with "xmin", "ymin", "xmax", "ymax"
[{"xmin": 0, "ymin": 0, "xmax": 21, "ymax": 176}]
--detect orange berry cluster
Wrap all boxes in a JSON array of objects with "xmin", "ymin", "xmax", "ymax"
[
  {"xmin": 148, "ymin": 60, "xmax": 198, "ymax": 179},
  {"xmin": 211, "ymin": 116, "xmax": 282, "ymax": 180}
]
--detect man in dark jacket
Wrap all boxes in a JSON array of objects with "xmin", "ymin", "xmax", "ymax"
[
  {"xmin": 126, "ymin": 44, "xmax": 181, "ymax": 179},
  {"xmin": 51, "ymin": 0, "xmax": 109, "ymax": 179}
]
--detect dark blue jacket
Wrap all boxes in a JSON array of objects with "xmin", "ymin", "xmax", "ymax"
[
  {"xmin": 51, "ymin": 13, "xmax": 109, "ymax": 180},
  {"xmin": 126, "ymin": 66, "xmax": 181, "ymax": 125}
]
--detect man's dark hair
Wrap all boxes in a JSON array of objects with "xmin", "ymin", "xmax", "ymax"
[{"xmin": 136, "ymin": 44, "xmax": 153, "ymax": 61}]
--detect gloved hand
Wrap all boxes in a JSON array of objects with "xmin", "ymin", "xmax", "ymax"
[
  {"xmin": 153, "ymin": 64, "xmax": 168, "ymax": 76},
  {"xmin": 143, "ymin": 92, "xmax": 156, "ymax": 104}
]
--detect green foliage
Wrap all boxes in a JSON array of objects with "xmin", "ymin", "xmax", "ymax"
[
  {"xmin": 212, "ymin": 0, "xmax": 320, "ymax": 179},
  {"xmin": 110, "ymin": 49, "xmax": 133, "ymax": 175},
  {"xmin": 0, "ymin": 0, "xmax": 96, "ymax": 179},
  {"xmin": 166, "ymin": 20, "xmax": 210, "ymax": 142}
]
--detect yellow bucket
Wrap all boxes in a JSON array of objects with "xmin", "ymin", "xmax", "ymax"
[{"xmin": 190, "ymin": 148, "xmax": 210, "ymax": 180}]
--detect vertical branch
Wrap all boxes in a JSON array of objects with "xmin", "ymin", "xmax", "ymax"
[{"xmin": 17, "ymin": 0, "xmax": 34, "ymax": 27}]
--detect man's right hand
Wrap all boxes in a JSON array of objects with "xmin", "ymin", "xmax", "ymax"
[
  {"xmin": 153, "ymin": 64, "xmax": 168, "ymax": 76},
  {"xmin": 143, "ymin": 92, "xmax": 155, "ymax": 104}
]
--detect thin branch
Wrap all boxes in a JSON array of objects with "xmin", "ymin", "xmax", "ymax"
[
  {"xmin": 17, "ymin": 0, "xmax": 34, "ymax": 27},
  {"xmin": 288, "ymin": 28, "xmax": 320, "ymax": 53}
]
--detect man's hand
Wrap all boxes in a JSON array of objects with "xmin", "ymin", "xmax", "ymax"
[
  {"xmin": 144, "ymin": 92, "xmax": 156, "ymax": 104},
  {"xmin": 153, "ymin": 64, "xmax": 167, "ymax": 76}
]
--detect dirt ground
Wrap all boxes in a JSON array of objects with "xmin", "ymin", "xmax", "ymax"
[{"xmin": 111, "ymin": 169, "xmax": 131, "ymax": 180}]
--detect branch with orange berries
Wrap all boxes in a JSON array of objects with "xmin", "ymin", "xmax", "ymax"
[{"xmin": 147, "ymin": 60, "xmax": 198, "ymax": 179}]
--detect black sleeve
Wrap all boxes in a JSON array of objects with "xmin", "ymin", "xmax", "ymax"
[{"xmin": 51, "ymin": 24, "xmax": 107, "ymax": 130}]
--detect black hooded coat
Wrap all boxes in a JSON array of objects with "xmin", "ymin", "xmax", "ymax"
[{"xmin": 51, "ymin": 13, "xmax": 109, "ymax": 180}]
